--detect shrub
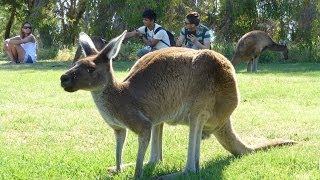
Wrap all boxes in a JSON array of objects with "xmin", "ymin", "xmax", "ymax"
[
  {"xmin": 211, "ymin": 42, "xmax": 234, "ymax": 60},
  {"xmin": 288, "ymin": 43, "xmax": 320, "ymax": 63},
  {"xmin": 37, "ymin": 47, "xmax": 59, "ymax": 60},
  {"xmin": 117, "ymin": 40, "xmax": 143, "ymax": 61},
  {"xmin": 211, "ymin": 42, "xmax": 320, "ymax": 63}
]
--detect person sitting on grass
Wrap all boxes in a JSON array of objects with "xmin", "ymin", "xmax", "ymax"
[
  {"xmin": 3, "ymin": 21, "xmax": 37, "ymax": 64},
  {"xmin": 176, "ymin": 12, "xmax": 211, "ymax": 50},
  {"xmin": 125, "ymin": 9, "xmax": 170, "ymax": 58}
]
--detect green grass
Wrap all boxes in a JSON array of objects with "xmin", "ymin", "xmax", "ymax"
[{"xmin": 0, "ymin": 59, "xmax": 319, "ymax": 179}]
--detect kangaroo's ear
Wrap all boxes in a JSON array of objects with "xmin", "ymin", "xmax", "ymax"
[
  {"xmin": 79, "ymin": 32, "xmax": 98, "ymax": 57},
  {"xmin": 100, "ymin": 30, "xmax": 127, "ymax": 61}
]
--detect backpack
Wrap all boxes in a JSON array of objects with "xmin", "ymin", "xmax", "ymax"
[
  {"xmin": 184, "ymin": 25, "xmax": 211, "ymax": 49},
  {"xmin": 145, "ymin": 26, "xmax": 176, "ymax": 47}
]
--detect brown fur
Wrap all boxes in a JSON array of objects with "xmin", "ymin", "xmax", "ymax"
[
  {"xmin": 60, "ymin": 31, "xmax": 295, "ymax": 178},
  {"xmin": 231, "ymin": 30, "xmax": 288, "ymax": 72}
]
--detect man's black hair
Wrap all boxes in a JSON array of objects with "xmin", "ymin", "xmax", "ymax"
[
  {"xmin": 142, "ymin": 9, "xmax": 156, "ymax": 21},
  {"xmin": 186, "ymin": 12, "xmax": 200, "ymax": 26}
]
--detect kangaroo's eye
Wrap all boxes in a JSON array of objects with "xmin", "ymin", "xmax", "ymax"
[{"xmin": 87, "ymin": 67, "xmax": 95, "ymax": 73}]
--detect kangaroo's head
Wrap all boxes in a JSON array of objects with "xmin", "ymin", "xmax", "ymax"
[{"xmin": 60, "ymin": 31, "xmax": 126, "ymax": 92}]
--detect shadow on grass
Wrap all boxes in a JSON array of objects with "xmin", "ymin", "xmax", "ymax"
[
  {"xmin": 0, "ymin": 60, "xmax": 71, "ymax": 71},
  {"xmin": 141, "ymin": 155, "xmax": 236, "ymax": 179},
  {"xmin": 0, "ymin": 60, "xmax": 135, "ymax": 72},
  {"xmin": 235, "ymin": 62, "xmax": 320, "ymax": 74},
  {"xmin": 199, "ymin": 155, "xmax": 235, "ymax": 179}
]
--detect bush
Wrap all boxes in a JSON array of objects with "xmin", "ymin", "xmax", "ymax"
[
  {"xmin": 37, "ymin": 47, "xmax": 77, "ymax": 61},
  {"xmin": 211, "ymin": 42, "xmax": 234, "ymax": 60},
  {"xmin": 117, "ymin": 40, "xmax": 143, "ymax": 61},
  {"xmin": 37, "ymin": 47, "xmax": 59, "ymax": 60},
  {"xmin": 287, "ymin": 43, "xmax": 320, "ymax": 63},
  {"xmin": 259, "ymin": 51, "xmax": 282, "ymax": 63},
  {"xmin": 211, "ymin": 42, "xmax": 320, "ymax": 63}
]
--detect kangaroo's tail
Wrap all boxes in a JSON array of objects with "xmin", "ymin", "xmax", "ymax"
[
  {"xmin": 213, "ymin": 118, "xmax": 295, "ymax": 156},
  {"xmin": 252, "ymin": 139, "xmax": 296, "ymax": 152}
]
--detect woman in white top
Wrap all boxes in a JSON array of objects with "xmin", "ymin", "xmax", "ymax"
[{"xmin": 3, "ymin": 21, "xmax": 37, "ymax": 64}]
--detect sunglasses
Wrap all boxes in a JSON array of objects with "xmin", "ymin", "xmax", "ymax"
[{"xmin": 23, "ymin": 26, "xmax": 32, "ymax": 29}]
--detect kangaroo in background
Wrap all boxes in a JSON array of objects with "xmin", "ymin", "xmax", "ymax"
[
  {"xmin": 73, "ymin": 36, "xmax": 107, "ymax": 64},
  {"xmin": 60, "ymin": 31, "xmax": 295, "ymax": 179},
  {"xmin": 231, "ymin": 30, "xmax": 288, "ymax": 72}
]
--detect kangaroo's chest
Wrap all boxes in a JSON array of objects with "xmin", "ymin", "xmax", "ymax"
[{"xmin": 92, "ymin": 94, "xmax": 126, "ymax": 128}]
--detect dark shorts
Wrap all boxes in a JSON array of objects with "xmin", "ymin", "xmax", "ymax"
[{"xmin": 24, "ymin": 55, "xmax": 34, "ymax": 63}]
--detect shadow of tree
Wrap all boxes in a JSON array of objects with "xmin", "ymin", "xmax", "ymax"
[
  {"xmin": 0, "ymin": 60, "xmax": 135, "ymax": 72},
  {"xmin": 0, "ymin": 60, "xmax": 70, "ymax": 71},
  {"xmin": 235, "ymin": 62, "xmax": 320, "ymax": 74}
]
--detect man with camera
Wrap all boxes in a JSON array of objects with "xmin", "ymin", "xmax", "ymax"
[
  {"xmin": 176, "ymin": 12, "xmax": 211, "ymax": 50},
  {"xmin": 125, "ymin": 9, "xmax": 170, "ymax": 58}
]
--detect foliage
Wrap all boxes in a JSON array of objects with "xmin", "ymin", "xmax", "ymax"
[
  {"xmin": 211, "ymin": 42, "xmax": 235, "ymax": 60},
  {"xmin": 214, "ymin": 0, "xmax": 258, "ymax": 42},
  {"xmin": 36, "ymin": 47, "xmax": 60, "ymax": 60},
  {"xmin": 0, "ymin": 0, "xmax": 319, "ymax": 62}
]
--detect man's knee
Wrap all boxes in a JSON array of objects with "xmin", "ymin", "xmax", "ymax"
[{"xmin": 137, "ymin": 48, "xmax": 150, "ymax": 58}]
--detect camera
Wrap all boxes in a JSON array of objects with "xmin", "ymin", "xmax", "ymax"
[{"xmin": 187, "ymin": 30, "xmax": 196, "ymax": 36}]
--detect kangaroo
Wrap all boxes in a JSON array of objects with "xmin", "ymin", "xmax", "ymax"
[
  {"xmin": 231, "ymin": 30, "xmax": 288, "ymax": 72},
  {"xmin": 73, "ymin": 36, "xmax": 107, "ymax": 64},
  {"xmin": 60, "ymin": 31, "xmax": 295, "ymax": 179}
]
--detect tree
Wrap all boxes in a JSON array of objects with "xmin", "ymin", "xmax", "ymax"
[
  {"xmin": 295, "ymin": 0, "xmax": 319, "ymax": 59},
  {"xmin": 0, "ymin": 0, "xmax": 318, "ymax": 62},
  {"xmin": 0, "ymin": 0, "xmax": 26, "ymax": 39}
]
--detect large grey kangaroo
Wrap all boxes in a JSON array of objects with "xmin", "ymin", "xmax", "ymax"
[
  {"xmin": 60, "ymin": 31, "xmax": 295, "ymax": 179},
  {"xmin": 231, "ymin": 30, "xmax": 288, "ymax": 72}
]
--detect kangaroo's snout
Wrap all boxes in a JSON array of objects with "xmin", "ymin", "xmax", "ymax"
[
  {"xmin": 60, "ymin": 74, "xmax": 77, "ymax": 92},
  {"xmin": 60, "ymin": 74, "xmax": 71, "ymax": 86}
]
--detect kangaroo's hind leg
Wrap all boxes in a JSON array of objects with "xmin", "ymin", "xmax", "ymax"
[
  {"xmin": 184, "ymin": 110, "xmax": 210, "ymax": 173},
  {"xmin": 252, "ymin": 56, "xmax": 259, "ymax": 72},
  {"xmin": 157, "ymin": 113, "xmax": 207, "ymax": 180},
  {"xmin": 213, "ymin": 117, "xmax": 253, "ymax": 156},
  {"xmin": 247, "ymin": 59, "xmax": 253, "ymax": 72},
  {"xmin": 148, "ymin": 123, "xmax": 164, "ymax": 164}
]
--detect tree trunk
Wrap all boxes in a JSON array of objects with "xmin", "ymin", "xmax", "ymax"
[{"xmin": 4, "ymin": 7, "xmax": 16, "ymax": 39}]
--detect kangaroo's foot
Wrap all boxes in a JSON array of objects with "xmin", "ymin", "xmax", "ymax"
[
  {"xmin": 107, "ymin": 162, "xmax": 136, "ymax": 174},
  {"xmin": 108, "ymin": 161, "xmax": 154, "ymax": 175}
]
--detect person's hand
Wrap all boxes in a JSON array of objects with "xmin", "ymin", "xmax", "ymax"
[
  {"xmin": 187, "ymin": 34, "xmax": 198, "ymax": 43},
  {"xmin": 135, "ymin": 30, "xmax": 142, "ymax": 37}
]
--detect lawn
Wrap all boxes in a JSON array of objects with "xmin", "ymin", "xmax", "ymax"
[{"xmin": 0, "ymin": 59, "xmax": 319, "ymax": 179}]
